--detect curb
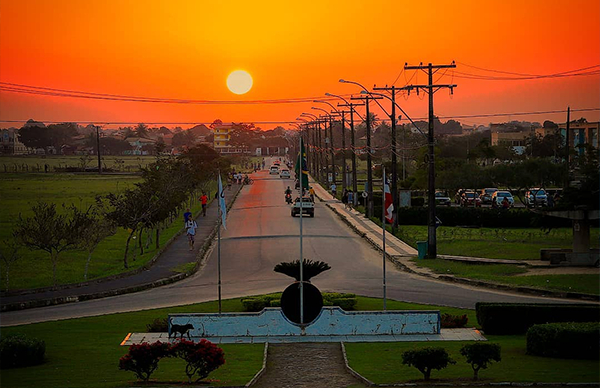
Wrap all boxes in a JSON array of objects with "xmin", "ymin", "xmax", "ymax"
[
  {"xmin": 1, "ymin": 185, "xmax": 244, "ymax": 313},
  {"xmin": 245, "ymin": 342, "xmax": 269, "ymax": 387},
  {"xmin": 340, "ymin": 341, "xmax": 375, "ymax": 387},
  {"xmin": 322, "ymin": 197, "xmax": 599, "ymax": 303}
]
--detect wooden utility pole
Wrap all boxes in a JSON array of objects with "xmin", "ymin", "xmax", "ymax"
[
  {"xmin": 338, "ymin": 102, "xmax": 364, "ymax": 204},
  {"xmin": 95, "ymin": 125, "xmax": 102, "ymax": 174},
  {"xmin": 351, "ymin": 95, "xmax": 382, "ymax": 218},
  {"xmin": 565, "ymin": 106, "xmax": 570, "ymax": 187},
  {"xmin": 404, "ymin": 62, "xmax": 456, "ymax": 259}
]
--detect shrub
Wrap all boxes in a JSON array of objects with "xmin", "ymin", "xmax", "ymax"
[
  {"xmin": 273, "ymin": 259, "xmax": 331, "ymax": 281},
  {"xmin": 401, "ymin": 347, "xmax": 455, "ymax": 380},
  {"xmin": 241, "ymin": 298, "xmax": 269, "ymax": 312},
  {"xmin": 526, "ymin": 322, "xmax": 600, "ymax": 359},
  {"xmin": 170, "ymin": 339, "xmax": 225, "ymax": 383},
  {"xmin": 118, "ymin": 341, "xmax": 170, "ymax": 381},
  {"xmin": 146, "ymin": 318, "xmax": 168, "ymax": 333},
  {"xmin": 440, "ymin": 313, "xmax": 468, "ymax": 328},
  {"xmin": 476, "ymin": 302, "xmax": 599, "ymax": 334},
  {"xmin": 460, "ymin": 342, "xmax": 501, "ymax": 380},
  {"xmin": 0, "ymin": 334, "xmax": 46, "ymax": 369}
]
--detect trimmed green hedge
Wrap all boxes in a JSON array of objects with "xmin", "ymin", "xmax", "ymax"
[
  {"xmin": 0, "ymin": 334, "xmax": 46, "ymax": 368},
  {"xmin": 527, "ymin": 322, "xmax": 600, "ymax": 359},
  {"xmin": 241, "ymin": 292, "xmax": 357, "ymax": 312},
  {"xmin": 476, "ymin": 302, "xmax": 600, "ymax": 335}
]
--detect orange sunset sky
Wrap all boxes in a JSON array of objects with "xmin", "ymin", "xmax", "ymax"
[{"xmin": 1, "ymin": 0, "xmax": 599, "ymax": 129}]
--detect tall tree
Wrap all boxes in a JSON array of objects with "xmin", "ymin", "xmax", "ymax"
[
  {"xmin": 14, "ymin": 202, "xmax": 84, "ymax": 286},
  {"xmin": 0, "ymin": 239, "xmax": 20, "ymax": 292}
]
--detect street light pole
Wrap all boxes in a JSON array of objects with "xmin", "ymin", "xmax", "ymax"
[
  {"xmin": 314, "ymin": 100, "xmax": 346, "ymax": 190},
  {"xmin": 95, "ymin": 125, "xmax": 102, "ymax": 174},
  {"xmin": 312, "ymin": 107, "xmax": 338, "ymax": 189}
]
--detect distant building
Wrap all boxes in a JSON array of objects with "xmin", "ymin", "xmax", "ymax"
[
  {"xmin": 213, "ymin": 124, "xmax": 232, "ymax": 152},
  {"xmin": 490, "ymin": 122, "xmax": 538, "ymax": 155},
  {"xmin": 0, "ymin": 128, "xmax": 27, "ymax": 155},
  {"xmin": 558, "ymin": 121, "xmax": 599, "ymax": 152},
  {"xmin": 124, "ymin": 136, "xmax": 156, "ymax": 155}
]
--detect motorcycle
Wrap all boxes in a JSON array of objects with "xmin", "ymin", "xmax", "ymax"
[{"xmin": 285, "ymin": 193, "xmax": 293, "ymax": 204}]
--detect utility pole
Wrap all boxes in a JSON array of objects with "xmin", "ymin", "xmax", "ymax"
[
  {"xmin": 95, "ymin": 125, "xmax": 102, "ymax": 174},
  {"xmin": 565, "ymin": 106, "xmax": 570, "ymax": 188},
  {"xmin": 352, "ymin": 95, "xmax": 382, "ymax": 218},
  {"xmin": 329, "ymin": 115, "xmax": 335, "ymax": 188},
  {"xmin": 339, "ymin": 111, "xmax": 347, "ymax": 191},
  {"xmin": 404, "ymin": 62, "xmax": 456, "ymax": 259},
  {"xmin": 373, "ymin": 85, "xmax": 399, "ymax": 234},
  {"xmin": 338, "ymin": 101, "xmax": 364, "ymax": 205}
]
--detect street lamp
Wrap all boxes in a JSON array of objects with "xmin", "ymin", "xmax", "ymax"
[
  {"xmin": 301, "ymin": 113, "xmax": 324, "ymax": 181},
  {"xmin": 314, "ymin": 100, "xmax": 347, "ymax": 191}
]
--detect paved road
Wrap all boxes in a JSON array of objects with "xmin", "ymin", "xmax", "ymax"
[{"xmin": 0, "ymin": 159, "xmax": 574, "ymax": 327}]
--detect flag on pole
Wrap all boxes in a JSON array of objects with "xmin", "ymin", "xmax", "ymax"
[
  {"xmin": 218, "ymin": 173, "xmax": 227, "ymax": 229},
  {"xmin": 384, "ymin": 175, "xmax": 394, "ymax": 224},
  {"xmin": 295, "ymin": 137, "xmax": 309, "ymax": 190}
]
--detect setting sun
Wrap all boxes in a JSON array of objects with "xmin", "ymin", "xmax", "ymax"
[{"xmin": 226, "ymin": 70, "xmax": 253, "ymax": 95}]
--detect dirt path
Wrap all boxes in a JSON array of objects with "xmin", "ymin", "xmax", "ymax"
[
  {"xmin": 517, "ymin": 267, "xmax": 600, "ymax": 276},
  {"xmin": 252, "ymin": 343, "xmax": 364, "ymax": 388}
]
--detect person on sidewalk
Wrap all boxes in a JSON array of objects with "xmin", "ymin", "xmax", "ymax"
[
  {"xmin": 330, "ymin": 183, "xmax": 337, "ymax": 198},
  {"xmin": 342, "ymin": 188, "xmax": 348, "ymax": 207},
  {"xmin": 200, "ymin": 192, "xmax": 208, "ymax": 216},
  {"xmin": 308, "ymin": 186, "xmax": 315, "ymax": 201},
  {"xmin": 183, "ymin": 208, "xmax": 192, "ymax": 222},
  {"xmin": 185, "ymin": 216, "xmax": 198, "ymax": 250},
  {"xmin": 347, "ymin": 190, "xmax": 354, "ymax": 210}
]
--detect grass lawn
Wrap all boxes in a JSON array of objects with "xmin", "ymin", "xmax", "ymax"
[
  {"xmin": 345, "ymin": 335, "xmax": 599, "ymax": 384},
  {"xmin": 0, "ymin": 298, "xmax": 264, "ymax": 388},
  {"xmin": 0, "ymin": 155, "xmax": 156, "ymax": 172},
  {"xmin": 397, "ymin": 225, "xmax": 599, "ymax": 261},
  {"xmin": 412, "ymin": 259, "xmax": 600, "ymax": 295},
  {"xmin": 0, "ymin": 174, "xmax": 215, "ymax": 290}
]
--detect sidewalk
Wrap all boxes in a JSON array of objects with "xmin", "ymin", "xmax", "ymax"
[
  {"xmin": 310, "ymin": 179, "xmax": 599, "ymax": 301},
  {"xmin": 1, "ymin": 184, "xmax": 243, "ymax": 312}
]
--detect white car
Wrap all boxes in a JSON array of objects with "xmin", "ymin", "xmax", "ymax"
[
  {"xmin": 269, "ymin": 166, "xmax": 280, "ymax": 175},
  {"xmin": 279, "ymin": 169, "xmax": 291, "ymax": 179}
]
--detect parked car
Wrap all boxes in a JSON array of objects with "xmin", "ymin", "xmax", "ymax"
[
  {"xmin": 269, "ymin": 165, "xmax": 280, "ymax": 175},
  {"xmin": 280, "ymin": 169, "xmax": 291, "ymax": 179},
  {"xmin": 479, "ymin": 188, "xmax": 498, "ymax": 205},
  {"xmin": 491, "ymin": 190, "xmax": 514, "ymax": 208},
  {"xmin": 435, "ymin": 191, "xmax": 452, "ymax": 206},
  {"xmin": 525, "ymin": 188, "xmax": 548, "ymax": 207},
  {"xmin": 291, "ymin": 196, "xmax": 314, "ymax": 217},
  {"xmin": 461, "ymin": 191, "xmax": 481, "ymax": 207}
]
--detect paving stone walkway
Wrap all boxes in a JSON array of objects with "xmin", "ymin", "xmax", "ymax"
[{"xmin": 252, "ymin": 343, "xmax": 364, "ymax": 388}]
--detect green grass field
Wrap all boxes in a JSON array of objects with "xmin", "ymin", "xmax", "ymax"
[
  {"xmin": 0, "ymin": 173, "xmax": 214, "ymax": 290},
  {"xmin": 0, "ymin": 155, "xmax": 156, "ymax": 172},
  {"xmin": 397, "ymin": 225, "xmax": 599, "ymax": 260},
  {"xmin": 2, "ymin": 295, "xmax": 597, "ymax": 387},
  {"xmin": 412, "ymin": 259, "xmax": 600, "ymax": 295}
]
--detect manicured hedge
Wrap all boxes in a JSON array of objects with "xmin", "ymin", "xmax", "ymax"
[
  {"xmin": 0, "ymin": 334, "xmax": 46, "ymax": 368},
  {"xmin": 241, "ymin": 292, "xmax": 357, "ymax": 312},
  {"xmin": 372, "ymin": 205, "xmax": 572, "ymax": 228},
  {"xmin": 476, "ymin": 302, "xmax": 600, "ymax": 335},
  {"xmin": 526, "ymin": 322, "xmax": 600, "ymax": 359}
]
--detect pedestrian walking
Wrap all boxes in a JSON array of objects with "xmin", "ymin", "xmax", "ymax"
[
  {"xmin": 330, "ymin": 183, "xmax": 337, "ymax": 198},
  {"xmin": 183, "ymin": 208, "xmax": 192, "ymax": 222},
  {"xmin": 347, "ymin": 190, "xmax": 354, "ymax": 210},
  {"xmin": 342, "ymin": 188, "xmax": 348, "ymax": 207},
  {"xmin": 185, "ymin": 216, "xmax": 198, "ymax": 250},
  {"xmin": 200, "ymin": 192, "xmax": 208, "ymax": 216}
]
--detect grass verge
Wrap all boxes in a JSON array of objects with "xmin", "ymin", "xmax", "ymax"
[
  {"xmin": 0, "ymin": 174, "xmax": 216, "ymax": 290},
  {"xmin": 413, "ymin": 258, "xmax": 600, "ymax": 295}
]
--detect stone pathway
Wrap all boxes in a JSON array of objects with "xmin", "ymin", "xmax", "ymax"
[{"xmin": 252, "ymin": 343, "xmax": 364, "ymax": 388}]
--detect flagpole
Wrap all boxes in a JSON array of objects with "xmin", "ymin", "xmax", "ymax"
[
  {"xmin": 299, "ymin": 135, "xmax": 305, "ymax": 328},
  {"xmin": 218, "ymin": 171, "xmax": 222, "ymax": 315},
  {"xmin": 382, "ymin": 166, "xmax": 387, "ymax": 311}
]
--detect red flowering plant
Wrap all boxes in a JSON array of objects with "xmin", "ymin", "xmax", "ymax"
[
  {"xmin": 118, "ymin": 341, "xmax": 170, "ymax": 382},
  {"xmin": 170, "ymin": 339, "xmax": 225, "ymax": 383}
]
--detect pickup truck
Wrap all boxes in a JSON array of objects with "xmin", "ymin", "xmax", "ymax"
[{"xmin": 291, "ymin": 196, "xmax": 314, "ymax": 217}]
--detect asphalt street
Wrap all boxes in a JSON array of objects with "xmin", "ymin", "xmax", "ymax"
[{"xmin": 0, "ymin": 158, "xmax": 574, "ymax": 327}]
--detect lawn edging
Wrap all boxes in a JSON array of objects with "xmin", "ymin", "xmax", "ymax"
[
  {"xmin": 340, "ymin": 341, "xmax": 375, "ymax": 387},
  {"xmin": 245, "ymin": 342, "xmax": 269, "ymax": 387},
  {"xmin": 0, "ymin": 184, "xmax": 244, "ymax": 312}
]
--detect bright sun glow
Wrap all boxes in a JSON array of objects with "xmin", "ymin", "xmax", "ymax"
[{"xmin": 226, "ymin": 70, "xmax": 253, "ymax": 95}]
